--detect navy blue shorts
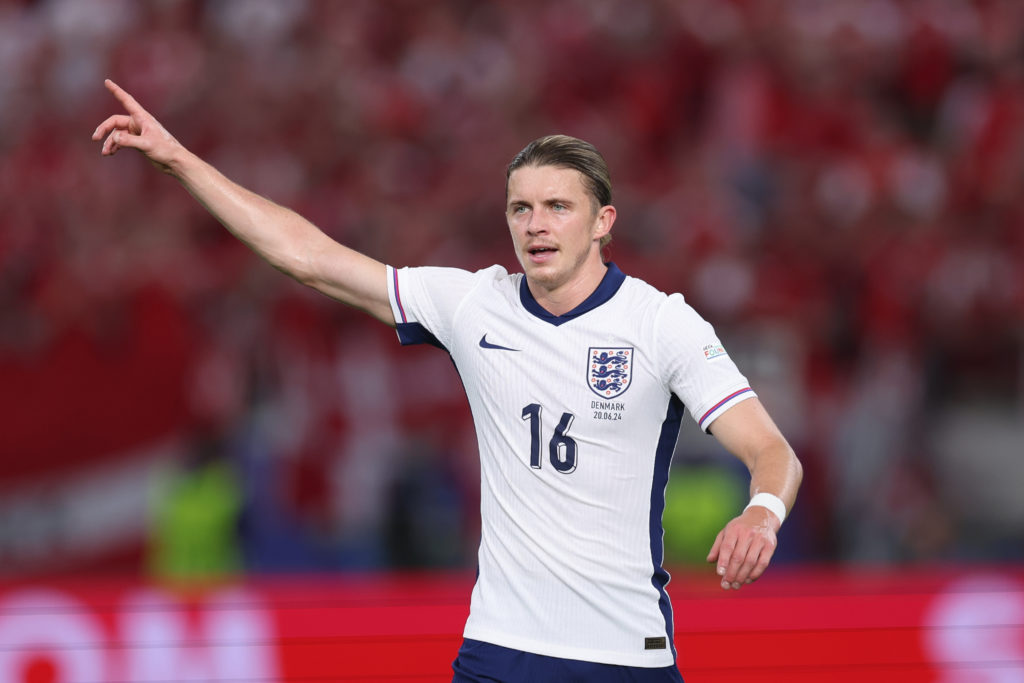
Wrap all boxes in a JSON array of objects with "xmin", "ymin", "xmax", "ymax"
[{"xmin": 451, "ymin": 638, "xmax": 685, "ymax": 683}]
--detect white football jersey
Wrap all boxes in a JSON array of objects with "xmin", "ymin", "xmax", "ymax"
[{"xmin": 386, "ymin": 262, "xmax": 754, "ymax": 667}]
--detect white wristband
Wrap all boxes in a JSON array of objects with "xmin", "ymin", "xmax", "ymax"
[{"xmin": 745, "ymin": 493, "xmax": 787, "ymax": 524}]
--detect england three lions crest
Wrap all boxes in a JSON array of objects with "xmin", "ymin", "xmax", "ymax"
[{"xmin": 588, "ymin": 347, "xmax": 633, "ymax": 399}]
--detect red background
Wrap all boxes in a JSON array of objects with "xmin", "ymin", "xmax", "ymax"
[{"xmin": 2, "ymin": 567, "xmax": 1022, "ymax": 682}]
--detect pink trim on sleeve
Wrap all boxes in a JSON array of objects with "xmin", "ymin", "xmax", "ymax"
[
  {"xmin": 393, "ymin": 267, "xmax": 408, "ymax": 323},
  {"xmin": 698, "ymin": 388, "xmax": 753, "ymax": 430}
]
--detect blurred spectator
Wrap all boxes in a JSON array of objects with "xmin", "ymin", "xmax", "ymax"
[
  {"xmin": 147, "ymin": 426, "xmax": 243, "ymax": 583},
  {"xmin": 384, "ymin": 435, "xmax": 468, "ymax": 569},
  {"xmin": 662, "ymin": 461, "xmax": 745, "ymax": 567}
]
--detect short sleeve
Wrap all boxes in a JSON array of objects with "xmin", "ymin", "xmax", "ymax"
[
  {"xmin": 655, "ymin": 293, "xmax": 756, "ymax": 432},
  {"xmin": 387, "ymin": 265, "xmax": 491, "ymax": 350}
]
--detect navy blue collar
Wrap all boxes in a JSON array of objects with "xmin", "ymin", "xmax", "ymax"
[{"xmin": 519, "ymin": 262, "xmax": 626, "ymax": 326}]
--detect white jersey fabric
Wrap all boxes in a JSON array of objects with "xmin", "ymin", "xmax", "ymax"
[{"xmin": 386, "ymin": 262, "xmax": 755, "ymax": 667}]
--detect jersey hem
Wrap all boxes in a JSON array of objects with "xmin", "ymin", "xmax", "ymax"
[{"xmin": 462, "ymin": 627, "xmax": 676, "ymax": 668}]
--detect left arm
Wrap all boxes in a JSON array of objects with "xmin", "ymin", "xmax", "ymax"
[{"xmin": 705, "ymin": 397, "xmax": 802, "ymax": 590}]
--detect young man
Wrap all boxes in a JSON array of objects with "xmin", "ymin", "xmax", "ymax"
[{"xmin": 94, "ymin": 80, "xmax": 801, "ymax": 682}]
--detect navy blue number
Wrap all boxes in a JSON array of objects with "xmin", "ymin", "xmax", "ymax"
[
  {"xmin": 549, "ymin": 412, "xmax": 577, "ymax": 473},
  {"xmin": 522, "ymin": 403, "xmax": 543, "ymax": 469},
  {"xmin": 522, "ymin": 404, "xmax": 577, "ymax": 473}
]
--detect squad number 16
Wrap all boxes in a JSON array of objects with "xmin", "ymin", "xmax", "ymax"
[{"xmin": 521, "ymin": 403, "xmax": 578, "ymax": 473}]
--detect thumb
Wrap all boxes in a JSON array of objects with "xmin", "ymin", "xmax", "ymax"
[
  {"xmin": 103, "ymin": 127, "xmax": 155, "ymax": 159},
  {"xmin": 113, "ymin": 129, "xmax": 148, "ymax": 151}
]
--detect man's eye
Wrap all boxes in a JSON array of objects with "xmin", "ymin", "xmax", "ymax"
[
  {"xmin": 513, "ymin": 206, "xmax": 528, "ymax": 214},
  {"xmin": 552, "ymin": 203, "xmax": 566, "ymax": 211}
]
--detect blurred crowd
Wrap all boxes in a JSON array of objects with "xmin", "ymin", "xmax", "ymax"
[{"xmin": 1, "ymin": 0, "xmax": 1023, "ymax": 578}]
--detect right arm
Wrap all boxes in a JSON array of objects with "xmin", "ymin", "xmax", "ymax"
[{"xmin": 92, "ymin": 79, "xmax": 395, "ymax": 326}]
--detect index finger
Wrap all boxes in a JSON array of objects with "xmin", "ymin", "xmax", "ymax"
[{"xmin": 104, "ymin": 79, "xmax": 146, "ymax": 115}]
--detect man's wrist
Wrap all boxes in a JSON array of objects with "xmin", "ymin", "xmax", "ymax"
[{"xmin": 744, "ymin": 492, "xmax": 787, "ymax": 525}]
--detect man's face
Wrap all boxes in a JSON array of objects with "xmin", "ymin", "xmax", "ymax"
[{"xmin": 506, "ymin": 164, "xmax": 613, "ymax": 293}]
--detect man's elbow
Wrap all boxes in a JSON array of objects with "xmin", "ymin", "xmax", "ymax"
[{"xmin": 790, "ymin": 447, "xmax": 804, "ymax": 491}]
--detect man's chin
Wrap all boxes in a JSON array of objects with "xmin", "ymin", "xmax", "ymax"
[{"xmin": 522, "ymin": 262, "xmax": 559, "ymax": 285}]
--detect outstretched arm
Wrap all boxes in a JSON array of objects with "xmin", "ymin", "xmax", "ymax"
[
  {"xmin": 92, "ymin": 79, "xmax": 394, "ymax": 326},
  {"xmin": 705, "ymin": 397, "xmax": 802, "ymax": 590}
]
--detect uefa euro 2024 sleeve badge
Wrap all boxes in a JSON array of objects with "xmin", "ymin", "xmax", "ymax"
[{"xmin": 588, "ymin": 347, "xmax": 633, "ymax": 399}]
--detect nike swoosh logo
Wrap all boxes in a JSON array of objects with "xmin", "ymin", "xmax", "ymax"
[{"xmin": 479, "ymin": 334, "xmax": 520, "ymax": 352}]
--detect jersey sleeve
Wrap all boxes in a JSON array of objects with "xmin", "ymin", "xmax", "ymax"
[
  {"xmin": 656, "ymin": 293, "xmax": 756, "ymax": 433},
  {"xmin": 386, "ymin": 264, "xmax": 480, "ymax": 350}
]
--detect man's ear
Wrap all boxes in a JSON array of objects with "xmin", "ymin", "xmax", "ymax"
[{"xmin": 593, "ymin": 204, "xmax": 616, "ymax": 241}]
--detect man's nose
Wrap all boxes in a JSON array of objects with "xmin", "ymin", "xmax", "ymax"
[{"xmin": 526, "ymin": 214, "xmax": 548, "ymax": 234}]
